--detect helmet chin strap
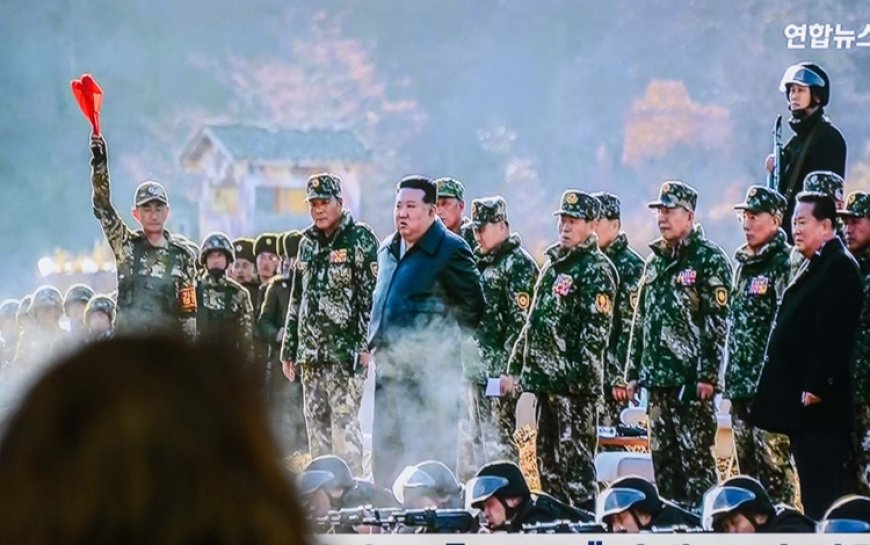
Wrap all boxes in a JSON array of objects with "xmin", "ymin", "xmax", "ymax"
[{"xmin": 493, "ymin": 496, "xmax": 522, "ymax": 531}]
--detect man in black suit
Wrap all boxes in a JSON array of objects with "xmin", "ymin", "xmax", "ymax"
[
  {"xmin": 752, "ymin": 192, "xmax": 864, "ymax": 520},
  {"xmin": 367, "ymin": 175, "xmax": 485, "ymax": 488}
]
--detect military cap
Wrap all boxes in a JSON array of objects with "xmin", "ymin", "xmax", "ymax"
[
  {"xmin": 803, "ymin": 170, "xmax": 845, "ymax": 202},
  {"xmin": 133, "ymin": 180, "xmax": 169, "ymax": 207},
  {"xmin": 0, "ymin": 299, "xmax": 20, "ymax": 320},
  {"xmin": 647, "ymin": 180, "xmax": 698, "ymax": 212},
  {"xmin": 254, "ymin": 233, "xmax": 279, "ymax": 257},
  {"xmin": 733, "ymin": 185, "xmax": 787, "ymax": 217},
  {"xmin": 592, "ymin": 192, "xmax": 621, "ymax": 220},
  {"xmin": 31, "ymin": 285, "xmax": 64, "ymax": 312},
  {"xmin": 435, "ymin": 177, "xmax": 466, "ymax": 201},
  {"xmin": 471, "ymin": 196, "xmax": 508, "ymax": 228},
  {"xmin": 838, "ymin": 191, "xmax": 870, "ymax": 219},
  {"xmin": 306, "ymin": 172, "xmax": 342, "ymax": 201},
  {"xmin": 84, "ymin": 294, "xmax": 116, "ymax": 322},
  {"xmin": 553, "ymin": 190, "xmax": 601, "ymax": 221},
  {"xmin": 232, "ymin": 238, "xmax": 255, "ymax": 262},
  {"xmin": 283, "ymin": 230, "xmax": 303, "ymax": 259}
]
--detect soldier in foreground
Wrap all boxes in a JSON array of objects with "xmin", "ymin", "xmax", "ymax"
[
  {"xmin": 88, "ymin": 135, "xmax": 197, "ymax": 337},
  {"xmin": 83, "ymin": 295, "xmax": 116, "ymax": 341},
  {"xmin": 392, "ymin": 460, "xmax": 464, "ymax": 510},
  {"xmin": 702, "ymin": 476, "xmax": 813, "ymax": 533},
  {"xmin": 196, "ymin": 233, "xmax": 253, "ymax": 351},
  {"xmin": 299, "ymin": 455, "xmax": 397, "ymax": 519},
  {"xmin": 596, "ymin": 475, "xmax": 700, "ymax": 532},
  {"xmin": 281, "ymin": 174, "xmax": 378, "ymax": 474},
  {"xmin": 615, "ymin": 181, "xmax": 731, "ymax": 508},
  {"xmin": 723, "ymin": 186, "xmax": 798, "ymax": 504},
  {"xmin": 503, "ymin": 191, "xmax": 616, "ymax": 507}
]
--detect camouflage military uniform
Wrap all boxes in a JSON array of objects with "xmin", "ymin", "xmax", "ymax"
[
  {"xmin": 435, "ymin": 177, "xmax": 477, "ymax": 249},
  {"xmin": 724, "ymin": 186, "xmax": 798, "ymax": 504},
  {"xmin": 13, "ymin": 287, "xmax": 70, "ymax": 373},
  {"xmin": 625, "ymin": 181, "xmax": 732, "ymax": 507},
  {"xmin": 839, "ymin": 192, "xmax": 870, "ymax": 495},
  {"xmin": 459, "ymin": 197, "xmax": 538, "ymax": 476},
  {"xmin": 196, "ymin": 273, "xmax": 253, "ymax": 350},
  {"xmin": 508, "ymin": 191, "xmax": 616, "ymax": 506},
  {"xmin": 255, "ymin": 273, "xmax": 308, "ymax": 454},
  {"xmin": 90, "ymin": 137, "xmax": 197, "ymax": 338},
  {"xmin": 281, "ymin": 174, "xmax": 379, "ymax": 474},
  {"xmin": 593, "ymin": 192, "xmax": 645, "ymax": 428}
]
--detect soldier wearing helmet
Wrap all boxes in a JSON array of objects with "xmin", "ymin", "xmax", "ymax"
[
  {"xmin": 195, "ymin": 232, "xmax": 253, "ymax": 352},
  {"xmin": 298, "ymin": 455, "xmax": 397, "ymax": 521},
  {"xmin": 465, "ymin": 461, "xmax": 589, "ymax": 533},
  {"xmin": 702, "ymin": 475, "xmax": 813, "ymax": 533},
  {"xmin": 818, "ymin": 495, "xmax": 870, "ymax": 533},
  {"xmin": 0, "ymin": 299, "xmax": 20, "ymax": 370},
  {"xmin": 766, "ymin": 62, "xmax": 846, "ymax": 241},
  {"xmin": 84, "ymin": 295, "xmax": 116, "ymax": 341},
  {"xmin": 63, "ymin": 284, "xmax": 95, "ymax": 336},
  {"xmin": 596, "ymin": 475, "xmax": 700, "ymax": 533},
  {"xmin": 392, "ymin": 460, "xmax": 464, "ymax": 510},
  {"xmin": 13, "ymin": 286, "xmax": 70, "ymax": 371}
]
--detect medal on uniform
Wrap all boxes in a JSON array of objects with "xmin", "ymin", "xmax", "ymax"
[
  {"xmin": 748, "ymin": 275, "xmax": 769, "ymax": 296},
  {"xmin": 552, "ymin": 274, "xmax": 573, "ymax": 297},
  {"xmin": 676, "ymin": 269, "xmax": 697, "ymax": 286},
  {"xmin": 329, "ymin": 249, "xmax": 348, "ymax": 264}
]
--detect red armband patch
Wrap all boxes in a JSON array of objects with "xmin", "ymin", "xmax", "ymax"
[{"xmin": 179, "ymin": 285, "xmax": 197, "ymax": 313}]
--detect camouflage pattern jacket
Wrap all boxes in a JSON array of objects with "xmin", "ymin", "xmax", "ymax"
[
  {"xmin": 458, "ymin": 217, "xmax": 477, "ymax": 250},
  {"xmin": 255, "ymin": 274, "xmax": 291, "ymax": 364},
  {"xmin": 723, "ymin": 229, "xmax": 791, "ymax": 400},
  {"xmin": 602, "ymin": 232, "xmax": 645, "ymax": 388},
  {"xmin": 281, "ymin": 210, "xmax": 379, "ymax": 366},
  {"xmin": 626, "ymin": 225, "xmax": 732, "ymax": 389},
  {"xmin": 91, "ymin": 163, "xmax": 197, "ymax": 338},
  {"xmin": 508, "ymin": 235, "xmax": 617, "ymax": 396},
  {"xmin": 474, "ymin": 234, "xmax": 539, "ymax": 381},
  {"xmin": 852, "ymin": 245, "xmax": 870, "ymax": 406},
  {"xmin": 196, "ymin": 272, "xmax": 253, "ymax": 352}
]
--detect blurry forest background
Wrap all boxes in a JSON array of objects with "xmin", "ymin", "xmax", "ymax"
[{"xmin": 2, "ymin": 0, "xmax": 870, "ymax": 297}]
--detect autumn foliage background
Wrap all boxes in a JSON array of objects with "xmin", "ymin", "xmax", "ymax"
[{"xmin": 1, "ymin": 0, "xmax": 869, "ymax": 296}]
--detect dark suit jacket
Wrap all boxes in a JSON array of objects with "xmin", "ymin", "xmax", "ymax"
[
  {"xmin": 751, "ymin": 237, "xmax": 863, "ymax": 433},
  {"xmin": 367, "ymin": 219, "xmax": 484, "ymax": 357}
]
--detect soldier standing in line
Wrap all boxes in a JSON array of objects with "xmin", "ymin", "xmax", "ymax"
[
  {"xmin": 88, "ymin": 135, "xmax": 197, "ymax": 337},
  {"xmin": 592, "ymin": 192, "xmax": 644, "ymax": 429},
  {"xmin": 723, "ymin": 186, "xmax": 798, "ymax": 505},
  {"xmin": 83, "ymin": 295, "xmax": 116, "ymax": 342},
  {"xmin": 255, "ymin": 230, "xmax": 307, "ymax": 455},
  {"xmin": 435, "ymin": 177, "xmax": 478, "ymax": 249},
  {"xmin": 230, "ymin": 237, "xmax": 260, "ymax": 305},
  {"xmin": 502, "ymin": 190, "xmax": 617, "ymax": 507},
  {"xmin": 13, "ymin": 286, "xmax": 70, "ymax": 372},
  {"xmin": 614, "ymin": 181, "xmax": 732, "ymax": 508},
  {"xmin": 0, "ymin": 299, "xmax": 20, "ymax": 373},
  {"xmin": 461, "ymin": 196, "xmax": 538, "ymax": 468},
  {"xmin": 196, "ymin": 232, "xmax": 253, "ymax": 352},
  {"xmin": 281, "ymin": 173, "xmax": 379, "ymax": 474},
  {"xmin": 63, "ymin": 284, "xmax": 95, "ymax": 336}
]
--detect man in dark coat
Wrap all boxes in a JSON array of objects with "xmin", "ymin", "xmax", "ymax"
[
  {"xmin": 367, "ymin": 175, "xmax": 485, "ymax": 488},
  {"xmin": 752, "ymin": 192, "xmax": 864, "ymax": 520},
  {"xmin": 767, "ymin": 62, "xmax": 847, "ymax": 241}
]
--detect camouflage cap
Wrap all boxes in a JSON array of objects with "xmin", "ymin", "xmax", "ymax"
[
  {"xmin": 435, "ymin": 177, "xmax": 466, "ymax": 201},
  {"xmin": 553, "ymin": 190, "xmax": 602, "ymax": 221},
  {"xmin": 133, "ymin": 180, "xmax": 169, "ymax": 207},
  {"xmin": 838, "ymin": 191, "xmax": 870, "ymax": 219},
  {"xmin": 0, "ymin": 299, "xmax": 19, "ymax": 320},
  {"xmin": 471, "ymin": 196, "xmax": 508, "ymax": 227},
  {"xmin": 803, "ymin": 170, "xmax": 845, "ymax": 202},
  {"xmin": 232, "ymin": 238, "xmax": 255, "ymax": 263},
  {"xmin": 254, "ymin": 233, "xmax": 279, "ymax": 257},
  {"xmin": 64, "ymin": 283, "xmax": 96, "ymax": 308},
  {"xmin": 306, "ymin": 173, "xmax": 342, "ymax": 201},
  {"xmin": 733, "ymin": 185, "xmax": 787, "ymax": 217},
  {"xmin": 592, "ymin": 192, "xmax": 621, "ymax": 220},
  {"xmin": 647, "ymin": 180, "xmax": 698, "ymax": 212},
  {"xmin": 283, "ymin": 229, "xmax": 303, "ymax": 258}
]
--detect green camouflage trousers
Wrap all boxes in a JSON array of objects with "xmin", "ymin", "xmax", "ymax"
[
  {"xmin": 301, "ymin": 362, "xmax": 366, "ymax": 475},
  {"xmin": 730, "ymin": 399, "xmax": 799, "ymax": 505},
  {"xmin": 647, "ymin": 387, "xmax": 717, "ymax": 508},
  {"xmin": 457, "ymin": 381, "xmax": 518, "ymax": 481},
  {"xmin": 536, "ymin": 393, "xmax": 598, "ymax": 507}
]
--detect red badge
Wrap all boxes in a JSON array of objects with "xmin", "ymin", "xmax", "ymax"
[{"xmin": 178, "ymin": 285, "xmax": 197, "ymax": 313}]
